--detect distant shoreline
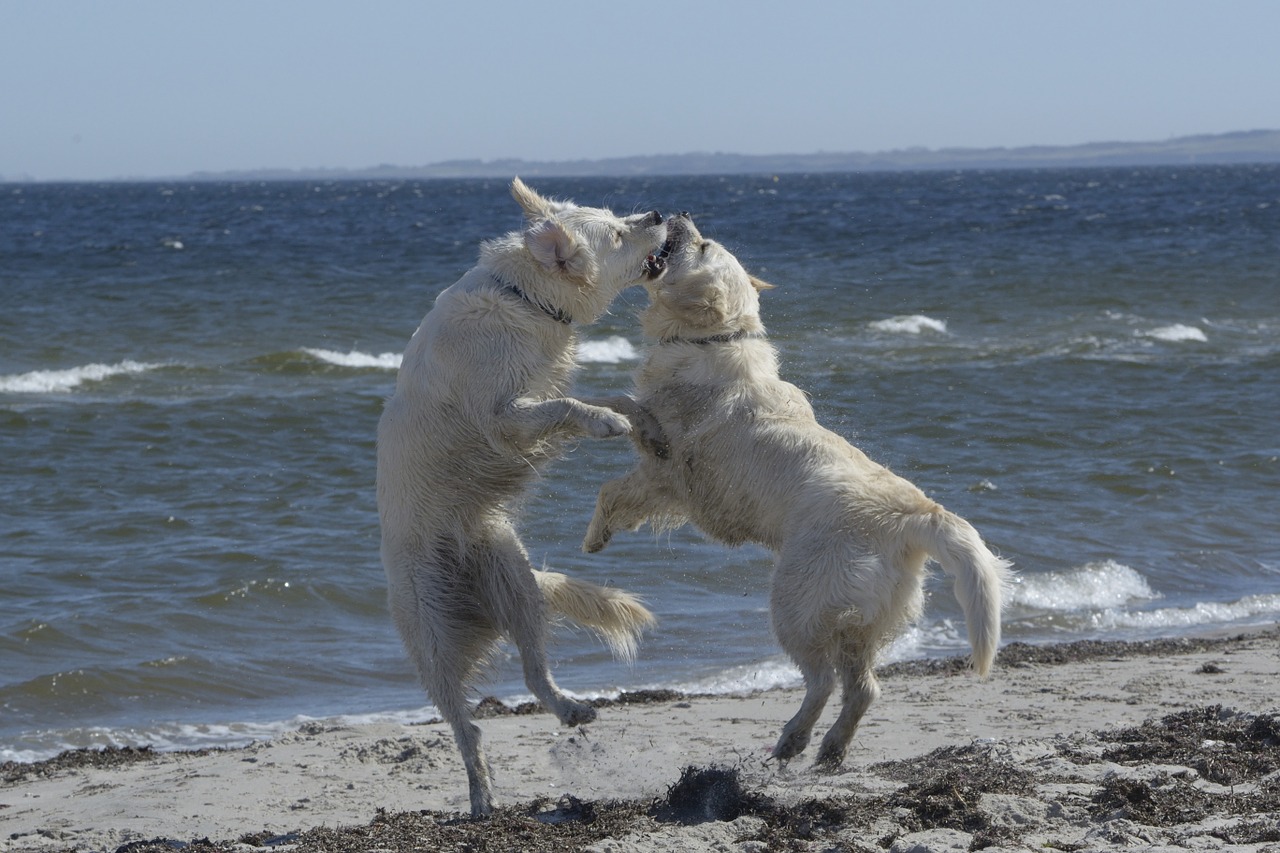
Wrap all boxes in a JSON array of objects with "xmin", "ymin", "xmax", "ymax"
[{"xmin": 5, "ymin": 129, "xmax": 1279, "ymax": 184}]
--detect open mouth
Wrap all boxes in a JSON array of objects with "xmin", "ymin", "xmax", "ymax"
[
  {"xmin": 643, "ymin": 238, "xmax": 673, "ymax": 279},
  {"xmin": 643, "ymin": 214, "xmax": 691, "ymax": 279}
]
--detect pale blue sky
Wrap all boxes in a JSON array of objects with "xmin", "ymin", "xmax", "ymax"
[{"xmin": 3, "ymin": 0, "xmax": 1279, "ymax": 180}]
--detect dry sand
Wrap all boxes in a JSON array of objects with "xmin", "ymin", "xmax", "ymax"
[{"xmin": 3, "ymin": 629, "xmax": 1279, "ymax": 852}]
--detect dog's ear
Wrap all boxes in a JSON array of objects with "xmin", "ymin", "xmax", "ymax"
[
  {"xmin": 748, "ymin": 274, "xmax": 776, "ymax": 292},
  {"xmin": 511, "ymin": 177, "xmax": 553, "ymax": 221},
  {"xmin": 524, "ymin": 218, "xmax": 599, "ymax": 282}
]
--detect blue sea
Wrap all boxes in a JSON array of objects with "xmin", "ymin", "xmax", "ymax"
[{"xmin": 3, "ymin": 168, "xmax": 1278, "ymax": 763}]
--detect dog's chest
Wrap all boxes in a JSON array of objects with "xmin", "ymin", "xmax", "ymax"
[
  {"xmin": 645, "ymin": 383, "xmax": 720, "ymax": 434},
  {"xmin": 526, "ymin": 344, "xmax": 576, "ymax": 398},
  {"xmin": 642, "ymin": 376, "xmax": 820, "ymax": 549},
  {"xmin": 644, "ymin": 388, "xmax": 774, "ymax": 545}
]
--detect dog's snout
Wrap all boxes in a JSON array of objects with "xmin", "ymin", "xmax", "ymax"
[{"xmin": 643, "ymin": 210, "xmax": 663, "ymax": 226}]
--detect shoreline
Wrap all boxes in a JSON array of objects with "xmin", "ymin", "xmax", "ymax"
[{"xmin": 3, "ymin": 627, "xmax": 1278, "ymax": 851}]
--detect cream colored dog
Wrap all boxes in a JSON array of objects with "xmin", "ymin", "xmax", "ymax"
[
  {"xmin": 584, "ymin": 213, "xmax": 1013, "ymax": 768},
  {"xmin": 377, "ymin": 179, "xmax": 665, "ymax": 816}
]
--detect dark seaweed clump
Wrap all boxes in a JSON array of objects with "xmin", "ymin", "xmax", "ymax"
[
  {"xmin": 871, "ymin": 744, "xmax": 1037, "ymax": 849},
  {"xmin": 651, "ymin": 764, "xmax": 772, "ymax": 824},
  {"xmin": 1, "ymin": 745, "xmax": 200, "ymax": 784},
  {"xmin": 1089, "ymin": 704, "xmax": 1280, "ymax": 785},
  {"xmin": 1080, "ymin": 706, "xmax": 1280, "ymax": 846},
  {"xmin": 28, "ymin": 712, "xmax": 1280, "ymax": 853}
]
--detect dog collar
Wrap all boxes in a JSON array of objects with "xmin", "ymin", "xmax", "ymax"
[
  {"xmin": 495, "ymin": 276, "xmax": 573, "ymax": 325},
  {"xmin": 660, "ymin": 330, "xmax": 753, "ymax": 346}
]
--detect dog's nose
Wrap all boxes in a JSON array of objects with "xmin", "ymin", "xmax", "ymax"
[{"xmin": 678, "ymin": 210, "xmax": 692, "ymax": 220}]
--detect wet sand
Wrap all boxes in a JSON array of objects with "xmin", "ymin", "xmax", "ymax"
[{"xmin": 3, "ymin": 629, "xmax": 1278, "ymax": 852}]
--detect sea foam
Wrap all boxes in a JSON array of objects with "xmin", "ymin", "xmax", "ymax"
[
  {"xmin": 1088, "ymin": 593, "xmax": 1280, "ymax": 633},
  {"xmin": 0, "ymin": 718, "xmax": 298, "ymax": 764},
  {"xmin": 1143, "ymin": 324, "xmax": 1208, "ymax": 343},
  {"xmin": 299, "ymin": 340, "xmax": 638, "ymax": 369},
  {"xmin": 646, "ymin": 621, "xmax": 972, "ymax": 698},
  {"xmin": 578, "ymin": 335, "xmax": 638, "ymax": 364},
  {"xmin": 869, "ymin": 315, "xmax": 948, "ymax": 335},
  {"xmin": 0, "ymin": 360, "xmax": 164, "ymax": 394},
  {"xmin": 668, "ymin": 658, "xmax": 803, "ymax": 696},
  {"xmin": 1009, "ymin": 560, "xmax": 1157, "ymax": 612},
  {"xmin": 300, "ymin": 348, "xmax": 402, "ymax": 369}
]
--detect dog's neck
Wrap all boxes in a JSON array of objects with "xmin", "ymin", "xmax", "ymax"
[
  {"xmin": 641, "ymin": 325, "xmax": 780, "ymax": 390},
  {"xmin": 659, "ymin": 329, "xmax": 756, "ymax": 346},
  {"xmin": 493, "ymin": 274, "xmax": 573, "ymax": 325}
]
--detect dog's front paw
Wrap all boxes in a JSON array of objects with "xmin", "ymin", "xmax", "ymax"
[
  {"xmin": 583, "ymin": 512, "xmax": 613, "ymax": 553},
  {"xmin": 619, "ymin": 405, "xmax": 670, "ymax": 459},
  {"xmin": 582, "ymin": 527, "xmax": 612, "ymax": 554},
  {"xmin": 636, "ymin": 423, "xmax": 670, "ymax": 460},
  {"xmin": 583, "ymin": 408, "xmax": 631, "ymax": 439}
]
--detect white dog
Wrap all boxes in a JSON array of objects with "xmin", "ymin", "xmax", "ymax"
[
  {"xmin": 583, "ymin": 213, "xmax": 1013, "ymax": 768},
  {"xmin": 377, "ymin": 179, "xmax": 666, "ymax": 816}
]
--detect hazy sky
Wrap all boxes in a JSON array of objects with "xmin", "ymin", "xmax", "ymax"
[{"xmin": 4, "ymin": 0, "xmax": 1279, "ymax": 181}]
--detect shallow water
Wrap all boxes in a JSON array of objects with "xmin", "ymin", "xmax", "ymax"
[{"xmin": 2, "ymin": 168, "xmax": 1278, "ymax": 760}]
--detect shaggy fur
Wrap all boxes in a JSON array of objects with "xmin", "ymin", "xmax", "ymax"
[
  {"xmin": 583, "ymin": 214, "xmax": 1013, "ymax": 768},
  {"xmin": 377, "ymin": 179, "xmax": 664, "ymax": 816}
]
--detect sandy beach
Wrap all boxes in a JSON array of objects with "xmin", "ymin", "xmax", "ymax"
[{"xmin": 3, "ymin": 629, "xmax": 1278, "ymax": 852}]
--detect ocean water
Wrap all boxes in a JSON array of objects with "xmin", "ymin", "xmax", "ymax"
[{"xmin": 2, "ymin": 168, "xmax": 1278, "ymax": 762}]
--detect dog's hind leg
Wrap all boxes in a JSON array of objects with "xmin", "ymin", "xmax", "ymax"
[
  {"xmin": 387, "ymin": 561, "xmax": 496, "ymax": 817},
  {"xmin": 429, "ymin": 658, "xmax": 494, "ymax": 817},
  {"xmin": 772, "ymin": 652, "xmax": 834, "ymax": 761},
  {"xmin": 814, "ymin": 640, "xmax": 880, "ymax": 769},
  {"xmin": 770, "ymin": 568, "xmax": 836, "ymax": 760},
  {"xmin": 481, "ymin": 528, "xmax": 597, "ymax": 727}
]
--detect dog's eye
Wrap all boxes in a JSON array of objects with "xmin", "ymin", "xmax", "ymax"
[
  {"xmin": 612, "ymin": 229, "xmax": 625, "ymax": 246},
  {"xmin": 699, "ymin": 242, "xmax": 709, "ymax": 254}
]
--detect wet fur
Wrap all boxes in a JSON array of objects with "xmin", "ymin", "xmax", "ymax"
[
  {"xmin": 583, "ymin": 215, "xmax": 1013, "ymax": 768},
  {"xmin": 377, "ymin": 179, "xmax": 663, "ymax": 816}
]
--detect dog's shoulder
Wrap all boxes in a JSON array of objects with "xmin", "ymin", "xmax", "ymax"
[
  {"xmin": 721, "ymin": 372, "xmax": 817, "ymax": 431},
  {"xmin": 426, "ymin": 267, "xmax": 547, "ymax": 334}
]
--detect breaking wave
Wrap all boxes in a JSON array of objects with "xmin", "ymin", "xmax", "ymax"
[
  {"xmin": 869, "ymin": 315, "xmax": 948, "ymax": 335},
  {"xmin": 0, "ymin": 360, "xmax": 166, "ymax": 394},
  {"xmin": 300, "ymin": 348, "xmax": 402, "ymax": 369}
]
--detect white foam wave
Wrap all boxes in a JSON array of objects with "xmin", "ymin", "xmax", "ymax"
[
  {"xmin": 315, "ymin": 706, "xmax": 439, "ymax": 729},
  {"xmin": 496, "ymin": 659, "xmax": 806, "ymax": 705},
  {"xmin": 0, "ymin": 746, "xmax": 59, "ymax": 764},
  {"xmin": 0, "ymin": 718, "xmax": 297, "ymax": 764},
  {"xmin": 667, "ymin": 658, "xmax": 803, "ymax": 695},
  {"xmin": 880, "ymin": 620, "xmax": 969, "ymax": 663},
  {"xmin": 1009, "ymin": 560, "xmax": 1157, "ymax": 612},
  {"xmin": 1089, "ymin": 593, "xmax": 1280, "ymax": 632},
  {"xmin": 1143, "ymin": 324, "xmax": 1207, "ymax": 343},
  {"xmin": 301, "ymin": 339, "xmax": 634, "ymax": 370},
  {"xmin": 301, "ymin": 348, "xmax": 402, "ymax": 369},
  {"xmin": 869, "ymin": 315, "xmax": 948, "ymax": 335},
  {"xmin": 0, "ymin": 360, "xmax": 164, "ymax": 394},
  {"xmin": 578, "ymin": 335, "xmax": 638, "ymax": 364},
  {"xmin": 0, "ymin": 707, "xmax": 443, "ymax": 764},
  {"xmin": 646, "ymin": 621, "xmax": 972, "ymax": 697}
]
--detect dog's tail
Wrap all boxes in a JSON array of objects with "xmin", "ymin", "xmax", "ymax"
[
  {"xmin": 909, "ymin": 509, "xmax": 1013, "ymax": 677},
  {"xmin": 533, "ymin": 570, "xmax": 656, "ymax": 664}
]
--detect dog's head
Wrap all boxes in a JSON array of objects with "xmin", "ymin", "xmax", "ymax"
[
  {"xmin": 640, "ymin": 213, "xmax": 773, "ymax": 341},
  {"xmin": 507, "ymin": 178, "xmax": 667, "ymax": 321}
]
